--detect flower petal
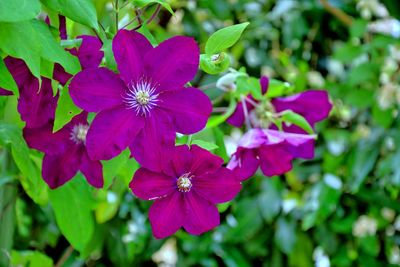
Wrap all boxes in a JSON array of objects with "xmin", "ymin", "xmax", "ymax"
[
  {"xmin": 145, "ymin": 36, "xmax": 199, "ymax": 91},
  {"xmin": 130, "ymin": 168, "xmax": 175, "ymax": 200},
  {"xmin": 80, "ymin": 150, "xmax": 104, "ymax": 188},
  {"xmin": 183, "ymin": 192, "xmax": 220, "ymax": 235},
  {"xmin": 42, "ymin": 145, "xmax": 82, "ymax": 189},
  {"xmin": 189, "ymin": 145, "xmax": 224, "ymax": 176},
  {"xmin": 23, "ymin": 121, "xmax": 70, "ymax": 154},
  {"xmin": 77, "ymin": 35, "xmax": 104, "ymax": 69},
  {"xmin": 112, "ymin": 30, "xmax": 152, "ymax": 85},
  {"xmin": 158, "ymin": 87, "xmax": 211, "ymax": 134},
  {"xmin": 0, "ymin": 88, "xmax": 12, "ymax": 96},
  {"xmin": 272, "ymin": 90, "xmax": 332, "ymax": 126},
  {"xmin": 130, "ymin": 109, "xmax": 175, "ymax": 172},
  {"xmin": 4, "ymin": 57, "xmax": 32, "ymax": 88},
  {"xmin": 260, "ymin": 76, "xmax": 269, "ymax": 94},
  {"xmin": 18, "ymin": 77, "xmax": 58, "ymax": 128},
  {"xmin": 149, "ymin": 193, "xmax": 184, "ymax": 239},
  {"xmin": 86, "ymin": 105, "xmax": 144, "ymax": 160},
  {"xmin": 69, "ymin": 67, "xmax": 126, "ymax": 112},
  {"xmin": 258, "ymin": 144, "xmax": 293, "ymax": 176},
  {"xmin": 227, "ymin": 148, "xmax": 259, "ymax": 181},
  {"xmin": 194, "ymin": 167, "xmax": 241, "ymax": 204},
  {"xmin": 226, "ymin": 104, "xmax": 245, "ymax": 127}
]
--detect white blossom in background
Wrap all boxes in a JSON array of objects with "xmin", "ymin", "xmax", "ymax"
[
  {"xmin": 152, "ymin": 239, "xmax": 178, "ymax": 267},
  {"xmin": 313, "ymin": 247, "xmax": 330, "ymax": 267},
  {"xmin": 326, "ymin": 59, "xmax": 345, "ymax": 79},
  {"xmin": 356, "ymin": 0, "xmax": 389, "ymax": 20},
  {"xmin": 224, "ymin": 128, "xmax": 243, "ymax": 156},
  {"xmin": 389, "ymin": 246, "xmax": 400, "ymax": 265},
  {"xmin": 381, "ymin": 208, "xmax": 396, "ymax": 222},
  {"xmin": 307, "ymin": 71, "xmax": 325, "ymax": 88},
  {"xmin": 377, "ymin": 83, "xmax": 400, "ymax": 110},
  {"xmin": 352, "ymin": 215, "xmax": 378, "ymax": 237},
  {"xmin": 367, "ymin": 19, "xmax": 400, "ymax": 38}
]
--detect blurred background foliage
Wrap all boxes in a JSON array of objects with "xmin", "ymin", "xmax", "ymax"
[{"xmin": 1, "ymin": 0, "xmax": 400, "ymax": 266}]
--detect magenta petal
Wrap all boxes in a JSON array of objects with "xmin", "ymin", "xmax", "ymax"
[
  {"xmin": 112, "ymin": 30, "xmax": 152, "ymax": 85},
  {"xmin": 258, "ymin": 144, "xmax": 293, "ymax": 176},
  {"xmin": 53, "ymin": 63, "xmax": 72, "ymax": 85},
  {"xmin": 145, "ymin": 36, "xmax": 199, "ymax": 91},
  {"xmin": 23, "ymin": 121, "xmax": 70, "ymax": 155},
  {"xmin": 18, "ymin": 78, "xmax": 58, "ymax": 128},
  {"xmin": 130, "ymin": 168, "xmax": 175, "ymax": 200},
  {"xmin": 0, "ymin": 88, "xmax": 12, "ymax": 96},
  {"xmin": 77, "ymin": 35, "xmax": 104, "ymax": 69},
  {"xmin": 42, "ymin": 146, "xmax": 81, "ymax": 189},
  {"xmin": 226, "ymin": 104, "xmax": 245, "ymax": 127},
  {"xmin": 194, "ymin": 168, "xmax": 241, "ymax": 204},
  {"xmin": 183, "ymin": 192, "xmax": 220, "ymax": 235},
  {"xmin": 227, "ymin": 148, "xmax": 259, "ymax": 181},
  {"xmin": 272, "ymin": 90, "xmax": 332, "ymax": 126},
  {"xmin": 158, "ymin": 87, "xmax": 211, "ymax": 134},
  {"xmin": 281, "ymin": 132, "xmax": 315, "ymax": 159},
  {"xmin": 4, "ymin": 57, "xmax": 32, "ymax": 88},
  {"xmin": 69, "ymin": 68, "xmax": 126, "ymax": 112},
  {"xmin": 58, "ymin": 15, "xmax": 67, "ymax": 40},
  {"xmin": 86, "ymin": 106, "xmax": 144, "ymax": 160},
  {"xmin": 149, "ymin": 193, "xmax": 184, "ymax": 239},
  {"xmin": 189, "ymin": 145, "xmax": 224, "ymax": 176},
  {"xmin": 130, "ymin": 109, "xmax": 175, "ymax": 172},
  {"xmin": 80, "ymin": 150, "xmax": 104, "ymax": 188},
  {"xmin": 260, "ymin": 76, "xmax": 269, "ymax": 94}
]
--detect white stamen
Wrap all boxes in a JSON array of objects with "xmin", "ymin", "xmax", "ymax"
[
  {"xmin": 177, "ymin": 173, "xmax": 193, "ymax": 192},
  {"xmin": 123, "ymin": 77, "xmax": 159, "ymax": 116},
  {"xmin": 70, "ymin": 124, "xmax": 89, "ymax": 144}
]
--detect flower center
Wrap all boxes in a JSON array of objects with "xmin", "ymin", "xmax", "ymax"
[
  {"xmin": 124, "ymin": 78, "xmax": 159, "ymax": 116},
  {"xmin": 176, "ymin": 173, "xmax": 193, "ymax": 193},
  {"xmin": 70, "ymin": 124, "xmax": 89, "ymax": 144},
  {"xmin": 250, "ymin": 100, "xmax": 276, "ymax": 128}
]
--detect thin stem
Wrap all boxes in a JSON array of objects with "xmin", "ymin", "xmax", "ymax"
[
  {"xmin": 241, "ymin": 97, "xmax": 251, "ymax": 129},
  {"xmin": 213, "ymin": 107, "xmax": 228, "ymax": 113},
  {"xmin": 115, "ymin": 0, "xmax": 119, "ymax": 32},
  {"xmin": 55, "ymin": 246, "xmax": 74, "ymax": 267},
  {"xmin": 320, "ymin": 0, "xmax": 352, "ymax": 26},
  {"xmin": 146, "ymin": 4, "xmax": 161, "ymax": 24},
  {"xmin": 199, "ymin": 83, "xmax": 217, "ymax": 91},
  {"xmin": 244, "ymin": 96, "xmax": 259, "ymax": 108}
]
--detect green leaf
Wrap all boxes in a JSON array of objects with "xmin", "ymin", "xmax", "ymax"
[
  {"xmin": 267, "ymin": 79, "xmax": 291, "ymax": 98},
  {"xmin": 0, "ymin": 20, "xmax": 80, "ymax": 78},
  {"xmin": 0, "ymin": 58, "xmax": 18, "ymax": 96},
  {"xmin": 0, "ymin": 0, "xmax": 41, "ymax": 22},
  {"xmin": 11, "ymin": 250, "xmax": 53, "ymax": 267},
  {"xmin": 49, "ymin": 177, "xmax": 95, "ymax": 252},
  {"xmin": 0, "ymin": 123, "xmax": 48, "ymax": 205},
  {"xmin": 350, "ymin": 19, "xmax": 368, "ymax": 38},
  {"xmin": 205, "ymin": 22, "xmax": 249, "ymax": 55},
  {"xmin": 206, "ymin": 94, "xmax": 237, "ymax": 128},
  {"xmin": 200, "ymin": 53, "xmax": 230, "ymax": 74},
  {"xmin": 54, "ymin": 85, "xmax": 82, "ymax": 132},
  {"xmin": 40, "ymin": 0, "xmax": 99, "ymax": 30},
  {"xmin": 274, "ymin": 218, "xmax": 296, "ymax": 254},
  {"xmin": 191, "ymin": 139, "xmax": 219, "ymax": 151},
  {"xmin": 258, "ymin": 178, "xmax": 282, "ymax": 223},
  {"xmin": 280, "ymin": 110, "xmax": 314, "ymax": 134},
  {"xmin": 132, "ymin": 0, "xmax": 174, "ymax": 15}
]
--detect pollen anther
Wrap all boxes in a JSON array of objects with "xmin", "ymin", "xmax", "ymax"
[
  {"xmin": 123, "ymin": 77, "xmax": 159, "ymax": 116},
  {"xmin": 177, "ymin": 173, "xmax": 194, "ymax": 192}
]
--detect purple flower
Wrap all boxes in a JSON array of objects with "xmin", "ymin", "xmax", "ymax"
[
  {"xmin": 24, "ymin": 112, "xmax": 103, "ymax": 189},
  {"xmin": 227, "ymin": 76, "xmax": 332, "ymax": 132},
  {"xmin": 130, "ymin": 145, "xmax": 242, "ymax": 238},
  {"xmin": 69, "ymin": 30, "xmax": 212, "ymax": 170},
  {"xmin": 227, "ymin": 128, "xmax": 315, "ymax": 180}
]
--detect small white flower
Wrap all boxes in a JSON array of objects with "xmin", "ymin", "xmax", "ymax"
[
  {"xmin": 352, "ymin": 215, "xmax": 378, "ymax": 237},
  {"xmin": 152, "ymin": 238, "xmax": 178, "ymax": 267}
]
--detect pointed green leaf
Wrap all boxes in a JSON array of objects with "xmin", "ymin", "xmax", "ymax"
[
  {"xmin": 0, "ymin": 58, "xmax": 18, "ymax": 96},
  {"xmin": 280, "ymin": 110, "xmax": 314, "ymax": 135},
  {"xmin": 54, "ymin": 85, "xmax": 82, "ymax": 132},
  {"xmin": 205, "ymin": 22, "xmax": 249, "ymax": 55},
  {"xmin": 0, "ymin": 0, "xmax": 41, "ymax": 22}
]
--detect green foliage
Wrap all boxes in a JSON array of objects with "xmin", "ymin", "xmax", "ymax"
[
  {"xmin": 132, "ymin": 0, "xmax": 174, "ymax": 15},
  {"xmin": 0, "ymin": 58, "xmax": 18, "ymax": 95},
  {"xmin": 0, "ymin": 0, "xmax": 41, "ymax": 22},
  {"xmin": 41, "ymin": 0, "xmax": 99, "ymax": 30},
  {"xmin": 53, "ymin": 85, "xmax": 82, "ymax": 131},
  {"xmin": 205, "ymin": 22, "xmax": 249, "ymax": 55}
]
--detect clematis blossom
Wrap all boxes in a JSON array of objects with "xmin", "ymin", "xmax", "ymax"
[
  {"xmin": 24, "ymin": 112, "xmax": 103, "ymax": 189},
  {"xmin": 130, "ymin": 145, "xmax": 242, "ymax": 238},
  {"xmin": 227, "ymin": 76, "xmax": 332, "ymax": 133},
  {"xmin": 227, "ymin": 128, "xmax": 316, "ymax": 180},
  {"xmin": 69, "ymin": 29, "xmax": 212, "ymax": 171}
]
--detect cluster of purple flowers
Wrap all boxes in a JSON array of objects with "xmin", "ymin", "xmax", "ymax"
[{"xmin": 0, "ymin": 20, "xmax": 332, "ymax": 238}]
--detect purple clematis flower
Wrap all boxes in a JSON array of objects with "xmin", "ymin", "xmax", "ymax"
[
  {"xmin": 24, "ymin": 112, "xmax": 103, "ymax": 189},
  {"xmin": 227, "ymin": 76, "xmax": 332, "ymax": 133},
  {"xmin": 227, "ymin": 128, "xmax": 316, "ymax": 181},
  {"xmin": 69, "ymin": 29, "xmax": 212, "ymax": 171},
  {"xmin": 130, "ymin": 144, "xmax": 241, "ymax": 238}
]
